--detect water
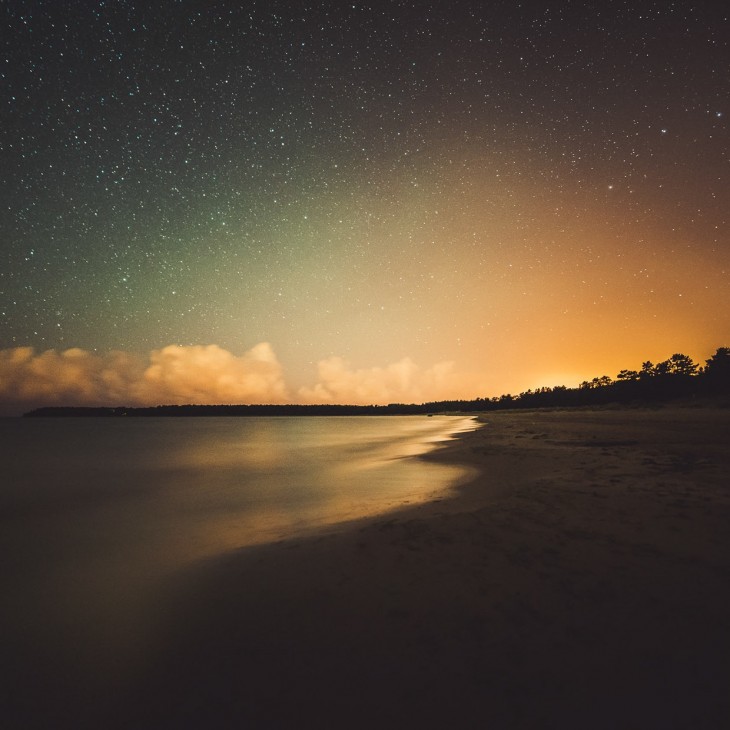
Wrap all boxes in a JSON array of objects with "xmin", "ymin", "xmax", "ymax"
[{"xmin": 0, "ymin": 415, "xmax": 475, "ymax": 726}]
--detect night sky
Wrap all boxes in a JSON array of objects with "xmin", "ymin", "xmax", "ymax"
[{"xmin": 2, "ymin": 1, "xmax": 728, "ymax": 412}]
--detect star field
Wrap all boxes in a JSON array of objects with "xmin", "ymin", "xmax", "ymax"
[{"xmin": 1, "ymin": 1, "xmax": 728, "ymax": 410}]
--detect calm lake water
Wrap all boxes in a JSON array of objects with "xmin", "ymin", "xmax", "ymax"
[{"xmin": 0, "ymin": 415, "xmax": 475, "ymax": 726}]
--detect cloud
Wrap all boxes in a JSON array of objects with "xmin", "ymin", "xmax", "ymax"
[
  {"xmin": 132, "ymin": 343, "xmax": 288, "ymax": 405},
  {"xmin": 0, "ymin": 343, "xmax": 288, "ymax": 412},
  {"xmin": 298, "ymin": 356, "xmax": 463, "ymax": 404},
  {"xmin": 0, "ymin": 344, "xmax": 481, "ymax": 414},
  {"xmin": 0, "ymin": 347, "xmax": 144, "ymax": 406}
]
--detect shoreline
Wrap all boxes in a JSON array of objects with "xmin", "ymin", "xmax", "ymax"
[
  {"xmin": 31, "ymin": 405, "xmax": 730, "ymax": 729},
  {"xmin": 135, "ymin": 404, "xmax": 729, "ymax": 728}
]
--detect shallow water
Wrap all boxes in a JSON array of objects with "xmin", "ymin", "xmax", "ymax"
[{"xmin": 0, "ymin": 415, "xmax": 474, "ymax": 725}]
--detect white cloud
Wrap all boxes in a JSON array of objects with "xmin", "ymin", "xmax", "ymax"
[
  {"xmin": 0, "ymin": 347, "xmax": 144, "ymax": 404},
  {"xmin": 298, "ymin": 356, "xmax": 463, "ymax": 404},
  {"xmin": 132, "ymin": 343, "xmax": 288, "ymax": 405},
  {"xmin": 0, "ymin": 343, "xmax": 288, "ymax": 411}
]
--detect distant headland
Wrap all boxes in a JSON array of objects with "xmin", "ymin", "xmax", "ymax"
[{"xmin": 23, "ymin": 347, "xmax": 730, "ymax": 417}]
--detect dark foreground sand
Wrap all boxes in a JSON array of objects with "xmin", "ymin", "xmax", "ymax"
[{"xmin": 75, "ymin": 407, "xmax": 730, "ymax": 727}]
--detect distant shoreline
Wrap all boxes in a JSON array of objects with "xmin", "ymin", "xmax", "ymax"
[
  {"xmin": 22, "ymin": 403, "xmax": 444, "ymax": 417},
  {"xmin": 22, "ymin": 393, "xmax": 730, "ymax": 418}
]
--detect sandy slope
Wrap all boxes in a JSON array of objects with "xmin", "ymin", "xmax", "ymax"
[{"xmin": 118, "ymin": 406, "xmax": 730, "ymax": 728}]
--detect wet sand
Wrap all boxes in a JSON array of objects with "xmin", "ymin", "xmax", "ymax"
[{"xmin": 84, "ymin": 407, "xmax": 730, "ymax": 727}]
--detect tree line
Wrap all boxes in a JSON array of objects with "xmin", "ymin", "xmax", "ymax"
[
  {"xmin": 429, "ymin": 346, "xmax": 730, "ymax": 412},
  {"xmin": 24, "ymin": 347, "xmax": 730, "ymax": 417}
]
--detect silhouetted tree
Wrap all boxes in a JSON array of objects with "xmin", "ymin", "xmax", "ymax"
[
  {"xmin": 584, "ymin": 375, "xmax": 613, "ymax": 388},
  {"xmin": 703, "ymin": 347, "xmax": 730, "ymax": 392},
  {"xmin": 640, "ymin": 361, "xmax": 655, "ymax": 379},
  {"xmin": 666, "ymin": 353, "xmax": 698, "ymax": 376},
  {"xmin": 653, "ymin": 360, "xmax": 672, "ymax": 377}
]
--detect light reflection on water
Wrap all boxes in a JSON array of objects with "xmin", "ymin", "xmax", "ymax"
[
  {"xmin": 120, "ymin": 415, "xmax": 477, "ymax": 556},
  {"xmin": 0, "ymin": 415, "xmax": 476, "ymax": 716}
]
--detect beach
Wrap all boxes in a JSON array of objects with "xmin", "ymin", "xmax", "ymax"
[
  {"xmin": 12, "ymin": 405, "xmax": 729, "ymax": 729},
  {"xmin": 104, "ymin": 404, "xmax": 729, "ymax": 729}
]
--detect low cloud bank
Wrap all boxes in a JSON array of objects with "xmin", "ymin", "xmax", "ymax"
[
  {"xmin": 298, "ymin": 356, "xmax": 460, "ymax": 405},
  {"xmin": 0, "ymin": 345, "xmax": 471, "ymax": 413},
  {"xmin": 0, "ymin": 344, "xmax": 288, "ymax": 411},
  {"xmin": 135, "ymin": 343, "xmax": 288, "ymax": 405}
]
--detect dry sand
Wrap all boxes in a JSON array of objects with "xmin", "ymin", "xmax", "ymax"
[{"xmin": 124, "ymin": 405, "xmax": 730, "ymax": 729}]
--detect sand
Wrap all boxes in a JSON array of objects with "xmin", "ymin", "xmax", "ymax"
[{"xmin": 111, "ymin": 406, "xmax": 729, "ymax": 728}]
